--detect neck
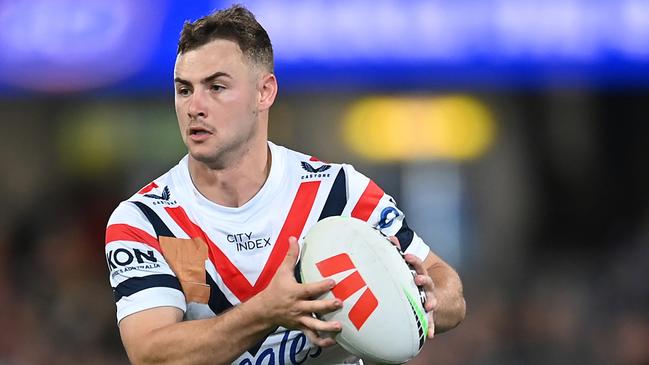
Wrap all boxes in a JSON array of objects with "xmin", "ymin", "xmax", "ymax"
[{"xmin": 188, "ymin": 141, "xmax": 271, "ymax": 208}]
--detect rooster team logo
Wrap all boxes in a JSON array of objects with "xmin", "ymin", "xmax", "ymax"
[
  {"xmin": 315, "ymin": 253, "xmax": 378, "ymax": 330},
  {"xmin": 378, "ymin": 207, "xmax": 400, "ymax": 229}
]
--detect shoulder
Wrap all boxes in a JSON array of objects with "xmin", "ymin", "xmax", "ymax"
[
  {"xmin": 274, "ymin": 142, "xmax": 367, "ymax": 180},
  {"xmin": 123, "ymin": 157, "xmax": 186, "ymax": 204},
  {"xmin": 108, "ymin": 159, "xmax": 184, "ymax": 227}
]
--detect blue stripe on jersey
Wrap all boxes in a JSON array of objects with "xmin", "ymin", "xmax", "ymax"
[
  {"xmin": 247, "ymin": 332, "xmax": 273, "ymax": 357},
  {"xmin": 205, "ymin": 272, "xmax": 233, "ymax": 315},
  {"xmin": 318, "ymin": 168, "xmax": 347, "ymax": 220},
  {"xmin": 204, "ymin": 269, "xmax": 271, "ymax": 356},
  {"xmin": 294, "ymin": 260, "xmax": 302, "ymax": 283},
  {"xmin": 395, "ymin": 218, "xmax": 415, "ymax": 251},
  {"xmin": 113, "ymin": 274, "xmax": 182, "ymax": 302},
  {"xmin": 132, "ymin": 201, "xmax": 175, "ymax": 238}
]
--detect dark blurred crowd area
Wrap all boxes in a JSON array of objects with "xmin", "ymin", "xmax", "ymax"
[{"xmin": 1, "ymin": 90, "xmax": 648, "ymax": 365}]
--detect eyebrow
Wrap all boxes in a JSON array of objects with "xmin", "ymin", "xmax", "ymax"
[{"xmin": 174, "ymin": 71, "xmax": 232, "ymax": 86}]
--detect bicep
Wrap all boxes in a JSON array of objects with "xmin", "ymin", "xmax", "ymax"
[{"xmin": 119, "ymin": 306, "xmax": 184, "ymax": 360}]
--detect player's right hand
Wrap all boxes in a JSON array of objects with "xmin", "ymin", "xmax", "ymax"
[{"xmin": 257, "ymin": 236, "xmax": 342, "ymax": 347}]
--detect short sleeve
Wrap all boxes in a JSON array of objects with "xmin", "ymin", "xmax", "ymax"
[
  {"xmin": 105, "ymin": 202, "xmax": 186, "ymax": 323},
  {"xmin": 343, "ymin": 164, "xmax": 430, "ymax": 261}
]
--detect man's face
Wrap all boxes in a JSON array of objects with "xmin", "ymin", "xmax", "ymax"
[{"xmin": 174, "ymin": 39, "xmax": 261, "ymax": 167}]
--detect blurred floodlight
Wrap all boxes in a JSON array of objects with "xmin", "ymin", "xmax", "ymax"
[
  {"xmin": 0, "ymin": 0, "xmax": 167, "ymax": 92},
  {"xmin": 57, "ymin": 104, "xmax": 183, "ymax": 176},
  {"xmin": 250, "ymin": 0, "xmax": 649, "ymax": 62},
  {"xmin": 1, "ymin": 0, "xmax": 648, "ymax": 92},
  {"xmin": 342, "ymin": 96, "xmax": 496, "ymax": 161}
]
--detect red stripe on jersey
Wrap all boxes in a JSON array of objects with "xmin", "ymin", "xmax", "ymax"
[
  {"xmin": 163, "ymin": 181, "xmax": 320, "ymax": 301},
  {"xmin": 309, "ymin": 156, "xmax": 320, "ymax": 162},
  {"xmin": 105, "ymin": 224, "xmax": 161, "ymax": 252},
  {"xmin": 252, "ymin": 180, "xmax": 321, "ymax": 296},
  {"xmin": 138, "ymin": 181, "xmax": 158, "ymax": 194},
  {"xmin": 350, "ymin": 180, "xmax": 384, "ymax": 221},
  {"xmin": 164, "ymin": 206, "xmax": 255, "ymax": 299}
]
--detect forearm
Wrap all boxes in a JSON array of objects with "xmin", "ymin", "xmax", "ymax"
[
  {"xmin": 126, "ymin": 297, "xmax": 273, "ymax": 365},
  {"xmin": 120, "ymin": 237, "xmax": 341, "ymax": 364},
  {"xmin": 428, "ymin": 263, "xmax": 466, "ymax": 333}
]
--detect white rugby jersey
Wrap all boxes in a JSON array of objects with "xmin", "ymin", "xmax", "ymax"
[{"xmin": 105, "ymin": 142, "xmax": 430, "ymax": 365}]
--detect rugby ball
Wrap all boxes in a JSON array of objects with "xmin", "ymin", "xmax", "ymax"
[{"xmin": 300, "ymin": 216, "xmax": 428, "ymax": 364}]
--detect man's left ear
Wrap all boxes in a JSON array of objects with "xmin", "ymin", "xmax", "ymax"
[{"xmin": 258, "ymin": 73, "xmax": 278, "ymax": 111}]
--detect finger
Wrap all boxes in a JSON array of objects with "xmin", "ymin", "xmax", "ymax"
[
  {"xmin": 297, "ymin": 298, "xmax": 342, "ymax": 315},
  {"xmin": 404, "ymin": 254, "xmax": 427, "ymax": 275},
  {"xmin": 302, "ymin": 328, "xmax": 338, "ymax": 348},
  {"xmin": 300, "ymin": 278, "xmax": 336, "ymax": 299},
  {"xmin": 299, "ymin": 315, "xmax": 342, "ymax": 333},
  {"xmin": 281, "ymin": 236, "xmax": 300, "ymax": 269},
  {"xmin": 425, "ymin": 291, "xmax": 438, "ymax": 313},
  {"xmin": 412, "ymin": 274, "xmax": 436, "ymax": 312},
  {"xmin": 412, "ymin": 273, "xmax": 437, "ymax": 312},
  {"xmin": 387, "ymin": 236, "xmax": 400, "ymax": 248},
  {"xmin": 427, "ymin": 312, "xmax": 435, "ymax": 339},
  {"xmin": 414, "ymin": 274, "xmax": 434, "ymax": 289}
]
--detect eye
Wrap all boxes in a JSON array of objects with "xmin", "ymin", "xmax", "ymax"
[
  {"xmin": 210, "ymin": 84, "xmax": 225, "ymax": 92},
  {"xmin": 176, "ymin": 87, "xmax": 192, "ymax": 97}
]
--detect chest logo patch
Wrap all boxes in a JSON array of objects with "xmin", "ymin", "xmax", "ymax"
[{"xmin": 227, "ymin": 232, "xmax": 272, "ymax": 252}]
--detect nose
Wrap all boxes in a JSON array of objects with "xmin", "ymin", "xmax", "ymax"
[{"xmin": 187, "ymin": 89, "xmax": 207, "ymax": 119}]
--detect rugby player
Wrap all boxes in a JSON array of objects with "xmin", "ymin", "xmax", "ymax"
[{"xmin": 105, "ymin": 5, "xmax": 465, "ymax": 364}]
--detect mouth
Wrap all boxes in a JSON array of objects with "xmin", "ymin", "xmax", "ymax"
[{"xmin": 188, "ymin": 125, "xmax": 213, "ymax": 137}]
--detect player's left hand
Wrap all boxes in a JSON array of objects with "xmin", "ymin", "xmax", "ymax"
[{"xmin": 388, "ymin": 236, "xmax": 438, "ymax": 339}]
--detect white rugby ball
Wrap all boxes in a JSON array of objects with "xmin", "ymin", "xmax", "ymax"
[{"xmin": 300, "ymin": 216, "xmax": 428, "ymax": 364}]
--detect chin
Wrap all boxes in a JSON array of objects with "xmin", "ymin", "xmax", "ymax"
[
  {"xmin": 189, "ymin": 148, "xmax": 219, "ymax": 162},
  {"xmin": 188, "ymin": 146, "xmax": 228, "ymax": 169}
]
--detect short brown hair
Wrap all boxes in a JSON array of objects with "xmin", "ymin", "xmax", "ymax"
[{"xmin": 177, "ymin": 4, "xmax": 274, "ymax": 72}]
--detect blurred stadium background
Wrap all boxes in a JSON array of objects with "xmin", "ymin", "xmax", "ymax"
[{"xmin": 1, "ymin": 0, "xmax": 649, "ymax": 364}]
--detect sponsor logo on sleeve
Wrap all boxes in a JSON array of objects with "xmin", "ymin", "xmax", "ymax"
[{"xmin": 106, "ymin": 248, "xmax": 161, "ymax": 278}]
